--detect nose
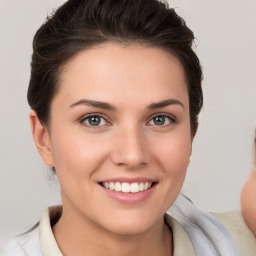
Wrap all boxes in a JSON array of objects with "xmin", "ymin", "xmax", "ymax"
[{"xmin": 110, "ymin": 126, "xmax": 150, "ymax": 169}]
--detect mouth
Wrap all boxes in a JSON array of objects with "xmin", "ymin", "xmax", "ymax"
[{"xmin": 99, "ymin": 181, "xmax": 156, "ymax": 193}]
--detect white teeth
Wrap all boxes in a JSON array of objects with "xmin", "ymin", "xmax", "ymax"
[
  {"xmin": 103, "ymin": 182, "xmax": 110, "ymax": 189},
  {"xmin": 139, "ymin": 182, "xmax": 144, "ymax": 192},
  {"xmin": 130, "ymin": 183, "xmax": 139, "ymax": 193},
  {"xmin": 109, "ymin": 182, "xmax": 115, "ymax": 190},
  {"xmin": 102, "ymin": 181, "xmax": 153, "ymax": 193},
  {"xmin": 121, "ymin": 182, "xmax": 130, "ymax": 193},
  {"xmin": 115, "ymin": 182, "xmax": 122, "ymax": 191}
]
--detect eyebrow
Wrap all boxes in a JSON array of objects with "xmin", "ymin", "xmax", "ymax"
[
  {"xmin": 69, "ymin": 99, "xmax": 116, "ymax": 110},
  {"xmin": 69, "ymin": 98, "xmax": 184, "ymax": 111},
  {"xmin": 148, "ymin": 99, "xmax": 184, "ymax": 109}
]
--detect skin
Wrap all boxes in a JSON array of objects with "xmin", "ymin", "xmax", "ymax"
[
  {"xmin": 241, "ymin": 163, "xmax": 256, "ymax": 236},
  {"xmin": 30, "ymin": 43, "xmax": 192, "ymax": 256}
]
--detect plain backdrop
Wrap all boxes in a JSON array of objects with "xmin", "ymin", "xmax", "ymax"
[{"xmin": 0, "ymin": 0, "xmax": 255, "ymax": 246}]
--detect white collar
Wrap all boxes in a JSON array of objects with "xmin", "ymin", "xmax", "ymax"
[
  {"xmin": 39, "ymin": 206, "xmax": 63, "ymax": 256},
  {"xmin": 39, "ymin": 205, "xmax": 196, "ymax": 256}
]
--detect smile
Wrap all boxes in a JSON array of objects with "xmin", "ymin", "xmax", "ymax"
[{"xmin": 100, "ymin": 181, "xmax": 154, "ymax": 193}]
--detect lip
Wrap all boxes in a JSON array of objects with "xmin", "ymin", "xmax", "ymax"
[
  {"xmin": 99, "ymin": 177, "xmax": 157, "ymax": 183},
  {"xmin": 98, "ymin": 179, "xmax": 157, "ymax": 204}
]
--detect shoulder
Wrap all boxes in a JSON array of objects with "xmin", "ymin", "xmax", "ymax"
[
  {"xmin": 212, "ymin": 211, "xmax": 256, "ymax": 255},
  {"xmin": 2, "ymin": 223, "xmax": 42, "ymax": 256}
]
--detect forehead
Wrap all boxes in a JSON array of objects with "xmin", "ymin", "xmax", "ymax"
[{"xmin": 56, "ymin": 43, "xmax": 188, "ymax": 107}]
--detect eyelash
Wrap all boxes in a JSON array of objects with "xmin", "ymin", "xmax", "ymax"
[
  {"xmin": 80, "ymin": 113, "xmax": 110, "ymax": 127},
  {"xmin": 79, "ymin": 113, "xmax": 176, "ymax": 128},
  {"xmin": 147, "ymin": 113, "xmax": 176, "ymax": 126}
]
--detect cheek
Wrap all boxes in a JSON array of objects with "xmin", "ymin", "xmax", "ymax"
[
  {"xmin": 153, "ymin": 133, "xmax": 191, "ymax": 172},
  {"xmin": 50, "ymin": 128, "xmax": 110, "ymax": 179},
  {"xmin": 50, "ymin": 130, "xmax": 113, "ymax": 206},
  {"xmin": 151, "ymin": 130, "xmax": 191, "ymax": 196}
]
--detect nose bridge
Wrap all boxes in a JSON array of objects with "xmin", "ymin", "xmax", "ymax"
[{"xmin": 110, "ymin": 124, "xmax": 149, "ymax": 168}]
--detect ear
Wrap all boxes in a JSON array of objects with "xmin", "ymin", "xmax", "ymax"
[{"xmin": 29, "ymin": 110, "xmax": 55, "ymax": 167}]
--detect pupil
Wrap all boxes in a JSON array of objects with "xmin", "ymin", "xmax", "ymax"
[
  {"xmin": 154, "ymin": 116, "xmax": 165, "ymax": 125},
  {"xmin": 89, "ymin": 116, "xmax": 101, "ymax": 126}
]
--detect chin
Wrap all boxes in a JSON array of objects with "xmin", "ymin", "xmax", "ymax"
[
  {"xmin": 99, "ymin": 211, "xmax": 162, "ymax": 236},
  {"xmin": 106, "ymin": 222, "xmax": 154, "ymax": 236}
]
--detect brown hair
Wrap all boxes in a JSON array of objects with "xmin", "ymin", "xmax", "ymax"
[{"xmin": 27, "ymin": 0, "xmax": 203, "ymax": 135}]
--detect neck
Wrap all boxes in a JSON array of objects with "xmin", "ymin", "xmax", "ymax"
[{"xmin": 52, "ymin": 205, "xmax": 173, "ymax": 256}]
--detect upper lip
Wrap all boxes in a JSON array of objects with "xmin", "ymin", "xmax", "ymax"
[{"xmin": 99, "ymin": 177, "xmax": 157, "ymax": 183}]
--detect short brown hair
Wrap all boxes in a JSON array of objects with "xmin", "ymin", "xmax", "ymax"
[{"xmin": 27, "ymin": 0, "xmax": 203, "ymax": 135}]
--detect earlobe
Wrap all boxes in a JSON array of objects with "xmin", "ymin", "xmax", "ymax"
[{"xmin": 29, "ymin": 110, "xmax": 55, "ymax": 167}]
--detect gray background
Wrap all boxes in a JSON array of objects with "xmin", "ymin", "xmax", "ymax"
[{"xmin": 0, "ymin": 0, "xmax": 255, "ymax": 246}]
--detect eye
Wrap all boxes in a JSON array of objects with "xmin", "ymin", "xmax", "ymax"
[
  {"xmin": 148, "ymin": 115, "xmax": 175, "ymax": 126},
  {"xmin": 81, "ymin": 115, "xmax": 107, "ymax": 127}
]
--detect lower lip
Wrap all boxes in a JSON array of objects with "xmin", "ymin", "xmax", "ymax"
[{"xmin": 99, "ymin": 184, "xmax": 157, "ymax": 204}]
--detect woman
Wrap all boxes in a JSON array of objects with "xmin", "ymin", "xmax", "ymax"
[
  {"xmin": 3, "ymin": 0, "xmax": 256, "ymax": 255},
  {"xmin": 241, "ymin": 131, "xmax": 256, "ymax": 235}
]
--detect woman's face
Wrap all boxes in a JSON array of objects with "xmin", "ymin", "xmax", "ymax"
[{"xmin": 35, "ymin": 43, "xmax": 192, "ymax": 235}]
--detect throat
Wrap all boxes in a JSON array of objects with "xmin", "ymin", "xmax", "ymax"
[{"xmin": 52, "ymin": 212, "xmax": 173, "ymax": 256}]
